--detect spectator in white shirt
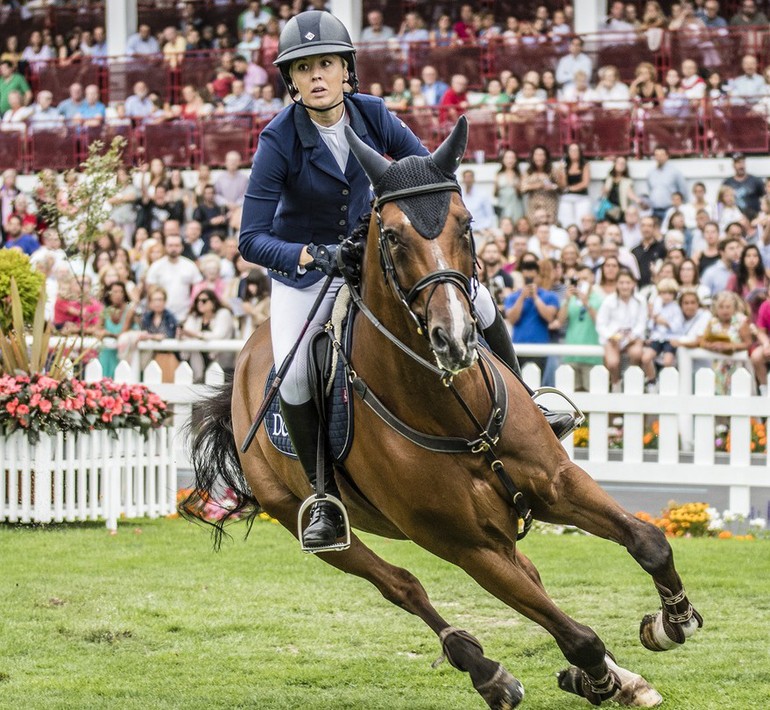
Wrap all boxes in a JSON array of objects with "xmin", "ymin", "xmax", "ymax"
[
  {"xmin": 555, "ymin": 37, "xmax": 593, "ymax": 89},
  {"xmin": 729, "ymin": 54, "xmax": 765, "ymax": 104},
  {"xmin": 144, "ymin": 234, "xmax": 203, "ymax": 322},
  {"xmin": 20, "ymin": 31, "xmax": 53, "ymax": 73},
  {"xmin": 360, "ymin": 9, "xmax": 395, "ymax": 43},
  {"xmin": 126, "ymin": 24, "xmax": 161, "ymax": 56},
  {"xmin": 460, "ymin": 169, "xmax": 496, "ymax": 231},
  {"xmin": 680, "ymin": 59, "xmax": 706, "ymax": 100},
  {"xmin": 1, "ymin": 91, "xmax": 33, "ymax": 133},
  {"xmin": 214, "ymin": 151, "xmax": 249, "ymax": 210},
  {"xmin": 124, "ymin": 81, "xmax": 154, "ymax": 119},
  {"xmin": 28, "ymin": 90, "xmax": 64, "ymax": 130},
  {"xmin": 587, "ymin": 65, "xmax": 631, "ymax": 110},
  {"xmin": 596, "ymin": 269, "xmax": 646, "ymax": 388}
]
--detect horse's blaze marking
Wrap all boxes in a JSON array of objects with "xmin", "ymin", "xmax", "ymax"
[{"xmin": 432, "ymin": 241, "xmax": 468, "ymax": 346}]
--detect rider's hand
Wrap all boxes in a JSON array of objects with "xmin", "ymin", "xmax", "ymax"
[{"xmin": 306, "ymin": 243, "xmax": 341, "ymax": 277}]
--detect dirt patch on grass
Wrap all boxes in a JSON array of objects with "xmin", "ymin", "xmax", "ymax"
[{"xmin": 83, "ymin": 629, "xmax": 133, "ymax": 644}]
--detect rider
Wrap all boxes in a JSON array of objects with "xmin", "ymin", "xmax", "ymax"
[{"xmin": 238, "ymin": 11, "xmax": 575, "ymax": 549}]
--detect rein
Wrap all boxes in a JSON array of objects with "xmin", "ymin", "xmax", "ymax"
[{"xmin": 334, "ymin": 182, "xmax": 533, "ymax": 539}]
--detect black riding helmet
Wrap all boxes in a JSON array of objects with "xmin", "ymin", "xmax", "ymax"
[{"xmin": 273, "ymin": 10, "xmax": 358, "ymax": 97}]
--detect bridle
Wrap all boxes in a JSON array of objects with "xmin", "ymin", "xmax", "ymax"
[{"xmin": 373, "ymin": 181, "xmax": 479, "ymax": 340}]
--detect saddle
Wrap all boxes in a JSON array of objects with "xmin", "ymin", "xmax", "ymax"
[{"xmin": 262, "ymin": 286, "xmax": 356, "ymax": 463}]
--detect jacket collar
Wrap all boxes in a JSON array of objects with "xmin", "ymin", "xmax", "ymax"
[{"xmin": 293, "ymin": 94, "xmax": 368, "ymax": 148}]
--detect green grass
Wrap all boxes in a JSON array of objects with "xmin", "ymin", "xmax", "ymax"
[{"xmin": 0, "ymin": 518, "xmax": 768, "ymax": 710}]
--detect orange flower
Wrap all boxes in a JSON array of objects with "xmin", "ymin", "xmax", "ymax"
[{"xmin": 718, "ymin": 530, "xmax": 733, "ymax": 539}]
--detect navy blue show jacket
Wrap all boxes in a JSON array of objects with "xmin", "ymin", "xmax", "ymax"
[{"xmin": 238, "ymin": 93, "xmax": 428, "ymax": 288}]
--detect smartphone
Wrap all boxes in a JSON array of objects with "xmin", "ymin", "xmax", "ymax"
[
  {"xmin": 579, "ymin": 281, "xmax": 590, "ymax": 295},
  {"xmin": 524, "ymin": 276, "xmax": 534, "ymax": 286}
]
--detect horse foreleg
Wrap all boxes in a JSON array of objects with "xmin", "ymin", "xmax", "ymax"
[{"xmin": 537, "ymin": 461, "xmax": 703, "ymax": 653}]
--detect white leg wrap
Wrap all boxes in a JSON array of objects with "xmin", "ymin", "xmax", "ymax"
[{"xmin": 605, "ymin": 655, "xmax": 663, "ymax": 707}]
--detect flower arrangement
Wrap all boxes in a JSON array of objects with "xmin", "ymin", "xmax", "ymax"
[
  {"xmin": 714, "ymin": 419, "xmax": 767, "ymax": 454},
  {"xmin": 0, "ymin": 373, "xmax": 170, "ymax": 444},
  {"xmin": 635, "ymin": 501, "xmax": 767, "ymax": 539},
  {"xmin": 573, "ymin": 416, "xmax": 659, "ymax": 450}
]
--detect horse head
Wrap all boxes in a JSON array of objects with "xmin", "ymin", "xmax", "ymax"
[{"xmin": 345, "ymin": 118, "xmax": 479, "ymax": 374}]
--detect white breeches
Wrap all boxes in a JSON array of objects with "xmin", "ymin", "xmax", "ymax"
[{"xmin": 271, "ymin": 278, "xmax": 497, "ymax": 405}]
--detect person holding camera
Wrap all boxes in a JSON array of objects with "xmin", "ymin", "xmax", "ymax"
[
  {"xmin": 557, "ymin": 263, "xmax": 604, "ymax": 391},
  {"xmin": 503, "ymin": 259, "xmax": 559, "ymax": 374}
]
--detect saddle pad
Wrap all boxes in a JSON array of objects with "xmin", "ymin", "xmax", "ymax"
[{"xmin": 263, "ymin": 312, "xmax": 355, "ymax": 462}]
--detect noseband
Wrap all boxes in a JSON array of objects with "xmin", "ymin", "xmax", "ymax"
[{"xmin": 374, "ymin": 182, "xmax": 478, "ymax": 337}]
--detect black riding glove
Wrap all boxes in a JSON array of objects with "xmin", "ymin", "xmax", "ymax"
[{"xmin": 306, "ymin": 243, "xmax": 341, "ymax": 277}]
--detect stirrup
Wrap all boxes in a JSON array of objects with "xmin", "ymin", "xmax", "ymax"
[
  {"xmin": 531, "ymin": 386, "xmax": 586, "ymax": 429},
  {"xmin": 297, "ymin": 493, "xmax": 352, "ymax": 554}
]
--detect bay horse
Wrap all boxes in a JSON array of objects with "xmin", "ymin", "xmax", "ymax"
[{"xmin": 186, "ymin": 117, "xmax": 702, "ymax": 708}]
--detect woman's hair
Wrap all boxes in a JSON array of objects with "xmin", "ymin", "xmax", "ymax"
[
  {"xmin": 608, "ymin": 156, "xmax": 630, "ymax": 179},
  {"xmin": 677, "ymin": 258, "xmax": 700, "ymax": 285},
  {"xmin": 712, "ymin": 290, "xmax": 742, "ymax": 314},
  {"xmin": 245, "ymin": 269, "xmax": 271, "ymax": 300},
  {"xmin": 193, "ymin": 288, "xmax": 226, "ymax": 313},
  {"xmin": 564, "ymin": 142, "xmax": 586, "ymax": 169},
  {"xmin": 736, "ymin": 244, "xmax": 765, "ymax": 289},
  {"xmin": 716, "ymin": 184, "xmax": 734, "ymax": 205},
  {"xmin": 527, "ymin": 145, "xmax": 552, "ymax": 175},
  {"xmin": 656, "ymin": 277, "xmax": 679, "ymax": 295},
  {"xmin": 678, "ymin": 286, "xmax": 702, "ymax": 307},
  {"xmin": 103, "ymin": 281, "xmax": 129, "ymax": 306},
  {"xmin": 635, "ymin": 61, "xmax": 657, "ymax": 79},
  {"xmin": 198, "ymin": 253, "xmax": 222, "ymax": 277},
  {"xmin": 147, "ymin": 285, "xmax": 167, "ymax": 301},
  {"xmin": 600, "ymin": 256, "xmax": 621, "ymax": 284}
]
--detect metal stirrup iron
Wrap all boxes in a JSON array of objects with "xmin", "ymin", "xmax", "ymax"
[{"xmin": 297, "ymin": 409, "xmax": 351, "ymax": 554}]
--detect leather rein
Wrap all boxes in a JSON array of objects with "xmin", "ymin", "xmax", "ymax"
[{"xmin": 332, "ymin": 182, "xmax": 533, "ymax": 539}]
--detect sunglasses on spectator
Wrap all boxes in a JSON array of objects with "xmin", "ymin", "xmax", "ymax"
[{"xmin": 196, "ymin": 297, "xmax": 210, "ymax": 304}]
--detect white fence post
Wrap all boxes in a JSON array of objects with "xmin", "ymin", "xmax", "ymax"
[
  {"xmin": 693, "ymin": 368, "xmax": 716, "ymax": 468},
  {"xmin": 555, "ymin": 365, "xmax": 576, "ymax": 459},
  {"xmin": 622, "ymin": 367, "xmax": 644, "ymax": 464},
  {"xmin": 33, "ymin": 434, "xmax": 53, "ymax": 523},
  {"xmin": 658, "ymin": 367, "xmax": 679, "ymax": 465},
  {"xmin": 729, "ymin": 369, "xmax": 752, "ymax": 516},
  {"xmin": 588, "ymin": 366, "xmax": 610, "ymax": 463}
]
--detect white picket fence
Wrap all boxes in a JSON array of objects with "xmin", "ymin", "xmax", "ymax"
[
  {"xmin": 4, "ymin": 356, "xmax": 769, "ymax": 528},
  {"xmin": 0, "ymin": 360, "xmax": 180, "ymax": 530}
]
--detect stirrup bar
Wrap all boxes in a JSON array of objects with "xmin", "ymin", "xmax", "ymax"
[
  {"xmin": 530, "ymin": 386, "xmax": 586, "ymax": 428},
  {"xmin": 297, "ymin": 493, "xmax": 352, "ymax": 554}
]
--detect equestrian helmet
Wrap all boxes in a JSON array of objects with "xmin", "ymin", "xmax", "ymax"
[{"xmin": 274, "ymin": 11, "xmax": 358, "ymax": 94}]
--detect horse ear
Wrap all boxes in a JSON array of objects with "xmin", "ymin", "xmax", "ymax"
[
  {"xmin": 431, "ymin": 116, "xmax": 468, "ymax": 175},
  {"xmin": 344, "ymin": 126, "xmax": 391, "ymax": 186}
]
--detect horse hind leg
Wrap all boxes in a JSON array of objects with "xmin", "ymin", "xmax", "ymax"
[
  {"xmin": 537, "ymin": 460, "xmax": 703, "ymax": 653},
  {"xmin": 317, "ymin": 538, "xmax": 525, "ymax": 709},
  {"xmin": 249, "ymin": 469, "xmax": 524, "ymax": 709}
]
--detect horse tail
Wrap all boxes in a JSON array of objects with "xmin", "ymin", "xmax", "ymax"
[{"xmin": 181, "ymin": 375, "xmax": 259, "ymax": 550}]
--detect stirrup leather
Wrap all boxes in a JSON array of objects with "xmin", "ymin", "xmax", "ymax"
[
  {"xmin": 297, "ymin": 494, "xmax": 351, "ymax": 554},
  {"xmin": 531, "ymin": 386, "xmax": 586, "ymax": 429}
]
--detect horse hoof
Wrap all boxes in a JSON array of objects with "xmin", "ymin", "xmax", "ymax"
[
  {"xmin": 640, "ymin": 606, "xmax": 703, "ymax": 652},
  {"xmin": 475, "ymin": 663, "xmax": 524, "ymax": 710},
  {"xmin": 606, "ymin": 654, "xmax": 663, "ymax": 707},
  {"xmin": 556, "ymin": 666, "xmax": 619, "ymax": 706}
]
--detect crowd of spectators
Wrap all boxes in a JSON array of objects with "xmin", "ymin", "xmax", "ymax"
[{"xmin": 2, "ymin": 1, "xmax": 770, "ymax": 394}]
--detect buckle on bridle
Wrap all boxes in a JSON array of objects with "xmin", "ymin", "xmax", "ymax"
[{"xmin": 470, "ymin": 432, "xmax": 499, "ymax": 453}]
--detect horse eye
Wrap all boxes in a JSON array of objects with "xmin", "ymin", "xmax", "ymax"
[{"xmin": 385, "ymin": 231, "xmax": 400, "ymax": 246}]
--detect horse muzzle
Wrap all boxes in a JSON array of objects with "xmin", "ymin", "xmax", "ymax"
[{"xmin": 429, "ymin": 322, "xmax": 478, "ymax": 374}]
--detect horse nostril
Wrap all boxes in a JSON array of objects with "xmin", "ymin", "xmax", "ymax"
[{"xmin": 431, "ymin": 326, "xmax": 450, "ymax": 354}]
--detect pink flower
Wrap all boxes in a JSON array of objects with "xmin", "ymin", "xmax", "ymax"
[
  {"xmin": 5, "ymin": 398, "xmax": 19, "ymax": 416},
  {"xmin": 29, "ymin": 393, "xmax": 41, "ymax": 407},
  {"xmin": 16, "ymin": 404, "xmax": 29, "ymax": 416},
  {"xmin": 39, "ymin": 399, "xmax": 52, "ymax": 414}
]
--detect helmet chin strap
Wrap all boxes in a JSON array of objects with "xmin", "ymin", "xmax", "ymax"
[{"xmin": 291, "ymin": 95, "xmax": 346, "ymax": 113}]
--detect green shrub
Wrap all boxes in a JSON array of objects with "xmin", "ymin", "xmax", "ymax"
[{"xmin": 0, "ymin": 250, "xmax": 45, "ymax": 331}]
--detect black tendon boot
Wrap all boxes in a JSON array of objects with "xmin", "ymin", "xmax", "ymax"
[
  {"xmin": 482, "ymin": 312, "xmax": 576, "ymax": 441},
  {"xmin": 279, "ymin": 398, "xmax": 344, "ymax": 547}
]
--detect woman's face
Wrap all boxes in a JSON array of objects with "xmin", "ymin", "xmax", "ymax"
[
  {"xmin": 150, "ymin": 158, "xmax": 164, "ymax": 176},
  {"xmin": 202, "ymin": 260, "xmax": 220, "ymax": 280},
  {"xmin": 567, "ymin": 143, "xmax": 580, "ymax": 162},
  {"xmin": 638, "ymin": 65, "xmax": 652, "ymax": 82},
  {"xmin": 290, "ymin": 54, "xmax": 346, "ymax": 110},
  {"xmin": 542, "ymin": 71, "xmax": 555, "ymax": 88},
  {"xmin": 722, "ymin": 188, "xmax": 735, "ymax": 205},
  {"xmin": 532, "ymin": 148, "xmax": 546, "ymax": 168},
  {"xmin": 693, "ymin": 184, "xmax": 705, "ymax": 200},
  {"xmin": 657, "ymin": 264, "xmax": 675, "ymax": 281},
  {"xmin": 561, "ymin": 244, "xmax": 578, "ymax": 265},
  {"xmin": 666, "ymin": 69, "xmax": 680, "ymax": 88},
  {"xmin": 716, "ymin": 298, "xmax": 735, "ymax": 322},
  {"xmin": 614, "ymin": 156, "xmax": 627, "ymax": 172},
  {"xmin": 108, "ymin": 284, "xmax": 125, "ymax": 306},
  {"xmin": 487, "ymin": 79, "xmax": 501, "ymax": 96},
  {"xmin": 195, "ymin": 293, "xmax": 215, "ymax": 315},
  {"xmin": 744, "ymin": 248, "xmax": 760, "ymax": 269},
  {"xmin": 95, "ymin": 251, "xmax": 111, "ymax": 271},
  {"xmin": 679, "ymin": 294, "xmax": 698, "ymax": 317},
  {"xmin": 679, "ymin": 261, "xmax": 696, "ymax": 284},
  {"xmin": 502, "ymin": 150, "xmax": 517, "ymax": 168},
  {"xmin": 149, "ymin": 292, "xmax": 166, "ymax": 313},
  {"xmin": 603, "ymin": 258, "xmax": 620, "ymax": 280},
  {"xmin": 392, "ymin": 76, "xmax": 406, "ymax": 93},
  {"xmin": 617, "ymin": 274, "xmax": 635, "ymax": 298}
]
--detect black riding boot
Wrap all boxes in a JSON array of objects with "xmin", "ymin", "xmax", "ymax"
[
  {"xmin": 279, "ymin": 398, "xmax": 343, "ymax": 547},
  {"xmin": 482, "ymin": 312, "xmax": 576, "ymax": 441}
]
